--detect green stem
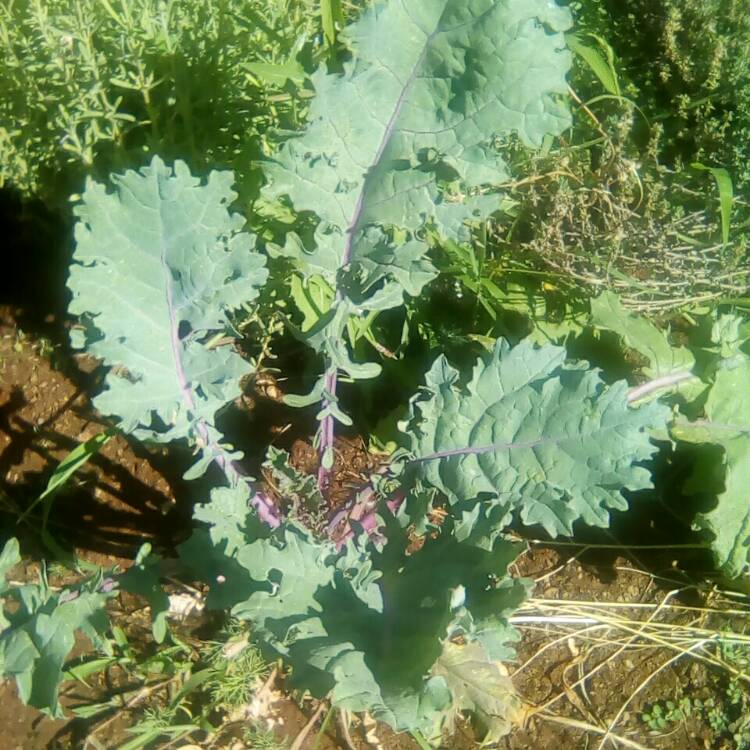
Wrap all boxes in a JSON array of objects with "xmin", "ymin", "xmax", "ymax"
[
  {"xmin": 312, "ymin": 705, "xmax": 335, "ymax": 750},
  {"xmin": 410, "ymin": 729, "xmax": 434, "ymax": 750}
]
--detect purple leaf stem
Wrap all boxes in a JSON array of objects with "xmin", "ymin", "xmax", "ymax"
[
  {"xmin": 327, "ymin": 484, "xmax": 405, "ymax": 550},
  {"xmin": 314, "ymin": 29, "xmax": 435, "ymax": 489},
  {"xmin": 164, "ymin": 256, "xmax": 280, "ymax": 528},
  {"xmin": 317, "ymin": 367, "xmax": 339, "ymax": 490},
  {"xmin": 197, "ymin": 421, "xmax": 281, "ymax": 528},
  {"xmin": 627, "ymin": 371, "xmax": 696, "ymax": 403}
]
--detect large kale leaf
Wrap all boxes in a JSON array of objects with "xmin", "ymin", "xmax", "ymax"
[
  {"xmin": 68, "ymin": 157, "xmax": 268, "ymax": 443},
  {"xmin": 264, "ymin": 0, "xmax": 574, "ymax": 466},
  {"xmin": 406, "ymin": 339, "xmax": 669, "ymax": 539},
  {"xmin": 265, "ymin": 0, "xmax": 572, "ymax": 291}
]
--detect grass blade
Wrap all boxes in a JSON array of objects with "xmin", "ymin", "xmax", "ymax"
[
  {"xmin": 320, "ymin": 0, "xmax": 343, "ymax": 46},
  {"xmin": 17, "ymin": 429, "xmax": 114, "ymax": 524},
  {"xmin": 692, "ymin": 162, "xmax": 734, "ymax": 247},
  {"xmin": 566, "ymin": 32, "xmax": 620, "ymax": 96}
]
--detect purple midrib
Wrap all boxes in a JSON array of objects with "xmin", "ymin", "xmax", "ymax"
[
  {"xmin": 319, "ymin": 22, "xmax": 440, "ymax": 491},
  {"xmin": 412, "ymin": 438, "xmax": 549, "ymax": 463},
  {"xmin": 413, "ymin": 414, "xmax": 656, "ymax": 463},
  {"xmin": 162, "ymin": 240, "xmax": 280, "ymax": 526},
  {"xmin": 340, "ymin": 24, "xmax": 439, "ymax": 267},
  {"xmin": 160, "ymin": 219, "xmax": 235, "ymax": 475}
]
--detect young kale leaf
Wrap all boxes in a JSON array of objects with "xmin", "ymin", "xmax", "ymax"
[
  {"xmin": 591, "ymin": 291, "xmax": 700, "ymax": 402},
  {"xmin": 0, "ymin": 540, "xmax": 116, "ymax": 717},
  {"xmin": 221, "ymin": 518, "xmax": 527, "ymax": 734}
]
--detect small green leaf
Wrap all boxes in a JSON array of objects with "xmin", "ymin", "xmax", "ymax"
[
  {"xmin": 119, "ymin": 545, "xmax": 169, "ymax": 643},
  {"xmin": 264, "ymin": 447, "xmax": 323, "ymax": 512},
  {"xmin": 591, "ymin": 291, "xmax": 697, "ymax": 387},
  {"xmin": 71, "ymin": 700, "xmax": 118, "ymax": 719},
  {"xmin": 679, "ymin": 354, "xmax": 750, "ymax": 577},
  {"xmin": 1, "ymin": 578, "xmax": 115, "ymax": 716},
  {"xmin": 245, "ymin": 60, "xmax": 306, "ymax": 87},
  {"xmin": 320, "ymin": 0, "xmax": 344, "ymax": 46},
  {"xmin": 63, "ymin": 656, "xmax": 119, "ymax": 684},
  {"xmin": 692, "ymin": 162, "xmax": 734, "ymax": 247},
  {"xmin": 0, "ymin": 538, "xmax": 21, "ymax": 591},
  {"xmin": 566, "ymin": 32, "xmax": 620, "ymax": 96}
]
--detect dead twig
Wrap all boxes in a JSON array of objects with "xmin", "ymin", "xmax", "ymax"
[{"xmin": 290, "ymin": 701, "xmax": 327, "ymax": 750}]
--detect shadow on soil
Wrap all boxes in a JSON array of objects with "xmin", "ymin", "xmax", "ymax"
[
  {"xmin": 0, "ymin": 382, "xmax": 194, "ymax": 560},
  {"xmin": 0, "ymin": 189, "xmax": 72, "ymax": 341}
]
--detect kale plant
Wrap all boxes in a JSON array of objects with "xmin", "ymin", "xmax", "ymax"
[
  {"xmin": 1, "ymin": 0, "xmax": 670, "ymax": 738},
  {"xmin": 261, "ymin": 0, "xmax": 574, "ymax": 486},
  {"xmin": 592, "ymin": 292, "xmax": 750, "ymax": 578}
]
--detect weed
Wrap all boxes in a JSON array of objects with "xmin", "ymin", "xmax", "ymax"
[
  {"xmin": 0, "ymin": 0, "xmax": 324, "ymax": 204},
  {"xmin": 641, "ymin": 697, "xmax": 691, "ymax": 732},
  {"xmin": 572, "ymin": 0, "xmax": 750, "ymax": 190},
  {"xmin": 243, "ymin": 725, "xmax": 288, "ymax": 749},
  {"xmin": 641, "ymin": 637, "xmax": 750, "ymax": 746},
  {"xmin": 490, "ymin": 89, "xmax": 750, "ymax": 313},
  {"xmin": 206, "ymin": 630, "xmax": 270, "ymax": 711}
]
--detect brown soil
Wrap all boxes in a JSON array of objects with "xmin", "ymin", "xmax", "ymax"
[
  {"xmin": 507, "ymin": 546, "xmax": 723, "ymax": 750},
  {"xmin": 289, "ymin": 434, "xmax": 384, "ymax": 509},
  {"xmin": 0, "ymin": 305, "xmax": 189, "ymax": 563},
  {"xmin": 0, "ymin": 306, "xmax": 740, "ymax": 750}
]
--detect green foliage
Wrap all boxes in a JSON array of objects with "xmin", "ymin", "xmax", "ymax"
[
  {"xmin": 565, "ymin": 31, "xmax": 620, "ymax": 96},
  {"xmin": 488, "ymin": 0, "xmax": 750, "ymax": 316},
  {"xmin": 265, "ymin": 0, "xmax": 572, "ymax": 260},
  {"xmin": 591, "ymin": 292, "xmax": 694, "ymax": 382},
  {"xmin": 406, "ymin": 338, "xmax": 667, "ymax": 539},
  {"xmin": 263, "ymin": 0, "xmax": 574, "ymax": 441},
  {"xmin": 16, "ymin": 431, "xmax": 113, "ymax": 556},
  {"xmin": 63, "ymin": 618, "xmax": 276, "ymax": 748},
  {"xmin": 119, "ymin": 544, "xmax": 170, "ymax": 643},
  {"xmin": 59, "ymin": 152, "xmax": 548, "ymax": 735},
  {"xmin": 202, "ymin": 518, "xmax": 528, "ymax": 736},
  {"xmin": 263, "ymin": 446, "xmax": 324, "ymax": 525},
  {"xmin": 641, "ymin": 697, "xmax": 692, "ymax": 732},
  {"xmin": 676, "ymin": 342, "xmax": 750, "ymax": 577},
  {"xmin": 1, "ymin": 1, "xmax": 690, "ymax": 740},
  {"xmin": 572, "ymin": 0, "xmax": 750, "ymax": 189},
  {"xmin": 208, "ymin": 634, "xmax": 269, "ymax": 711},
  {"xmin": 67, "ymin": 157, "xmax": 268, "ymax": 443},
  {"xmin": 642, "ymin": 651, "xmax": 750, "ymax": 749},
  {"xmin": 590, "ymin": 291, "xmax": 703, "ymax": 404},
  {"xmin": 0, "ymin": 0, "xmax": 321, "ymax": 202},
  {"xmin": 244, "ymin": 726, "xmax": 289, "ymax": 750},
  {"xmin": 588, "ymin": 297, "xmax": 750, "ymax": 577},
  {"xmin": 432, "ymin": 640, "xmax": 520, "ymax": 742},
  {"xmin": 0, "ymin": 539, "xmax": 116, "ymax": 717}
]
